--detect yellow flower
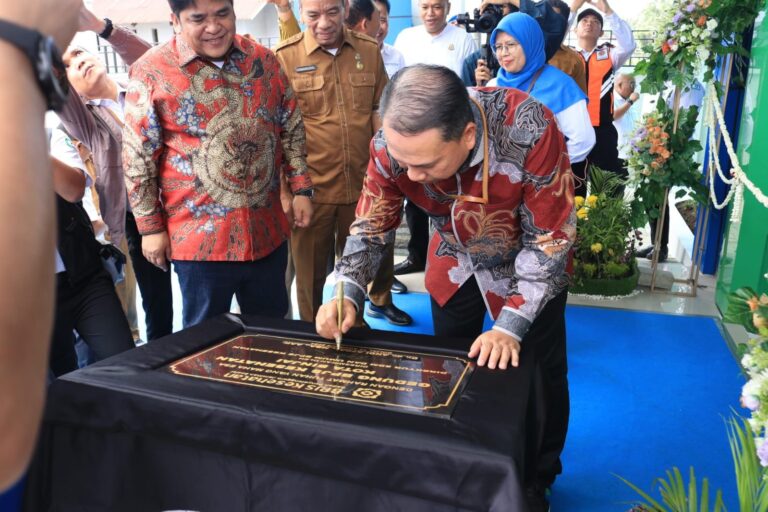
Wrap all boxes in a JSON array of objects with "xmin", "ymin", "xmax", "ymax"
[
  {"xmin": 576, "ymin": 207, "xmax": 588, "ymax": 220},
  {"xmin": 586, "ymin": 195, "xmax": 598, "ymax": 208},
  {"xmin": 575, "ymin": 196, "xmax": 585, "ymax": 208},
  {"xmin": 591, "ymin": 243, "xmax": 603, "ymax": 253}
]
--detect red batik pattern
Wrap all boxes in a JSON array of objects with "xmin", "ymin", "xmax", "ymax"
[{"xmin": 123, "ymin": 35, "xmax": 312, "ymax": 261}]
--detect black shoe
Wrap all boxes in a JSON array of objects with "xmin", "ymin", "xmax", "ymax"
[
  {"xmin": 636, "ymin": 245, "xmax": 654, "ymax": 258},
  {"xmin": 393, "ymin": 258, "xmax": 425, "ymax": 275},
  {"xmin": 525, "ymin": 485, "xmax": 550, "ymax": 512},
  {"xmin": 366, "ymin": 303, "xmax": 413, "ymax": 326},
  {"xmin": 646, "ymin": 247, "xmax": 669, "ymax": 263},
  {"xmin": 391, "ymin": 277, "xmax": 408, "ymax": 294}
]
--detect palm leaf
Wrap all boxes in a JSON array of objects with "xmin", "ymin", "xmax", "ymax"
[{"xmin": 615, "ymin": 473, "xmax": 668, "ymax": 511}]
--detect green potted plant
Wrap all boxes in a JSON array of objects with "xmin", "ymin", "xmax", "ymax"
[{"xmin": 571, "ymin": 167, "xmax": 639, "ymax": 296}]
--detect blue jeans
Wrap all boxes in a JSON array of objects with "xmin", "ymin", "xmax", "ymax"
[{"xmin": 174, "ymin": 242, "xmax": 289, "ymax": 328}]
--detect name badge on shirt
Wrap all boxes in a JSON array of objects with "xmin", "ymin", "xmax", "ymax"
[
  {"xmin": 596, "ymin": 49, "xmax": 609, "ymax": 61},
  {"xmin": 448, "ymin": 43, "xmax": 455, "ymax": 51},
  {"xmin": 295, "ymin": 65, "xmax": 318, "ymax": 73}
]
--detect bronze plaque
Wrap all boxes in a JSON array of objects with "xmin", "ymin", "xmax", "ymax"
[{"xmin": 168, "ymin": 334, "xmax": 473, "ymax": 416}]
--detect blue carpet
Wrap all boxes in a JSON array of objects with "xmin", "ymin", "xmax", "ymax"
[
  {"xmin": 557, "ymin": 306, "xmax": 743, "ymax": 511},
  {"xmin": 327, "ymin": 286, "xmax": 744, "ymax": 509}
]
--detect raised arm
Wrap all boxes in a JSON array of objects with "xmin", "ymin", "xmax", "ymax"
[
  {"xmin": 591, "ymin": 0, "xmax": 635, "ymax": 69},
  {"xmin": 268, "ymin": 0, "xmax": 302, "ymax": 41},
  {"xmin": 59, "ymin": 5, "xmax": 153, "ymax": 148},
  {"xmin": 79, "ymin": 5, "xmax": 151, "ymax": 65}
]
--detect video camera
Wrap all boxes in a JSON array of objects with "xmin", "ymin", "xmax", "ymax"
[
  {"xmin": 455, "ymin": 4, "xmax": 515, "ymax": 84},
  {"xmin": 455, "ymin": 4, "xmax": 505, "ymax": 34}
]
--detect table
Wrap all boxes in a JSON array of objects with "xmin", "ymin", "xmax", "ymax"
[{"xmin": 24, "ymin": 314, "xmax": 538, "ymax": 511}]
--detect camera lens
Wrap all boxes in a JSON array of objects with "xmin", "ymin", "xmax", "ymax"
[{"xmin": 477, "ymin": 13, "xmax": 496, "ymax": 32}]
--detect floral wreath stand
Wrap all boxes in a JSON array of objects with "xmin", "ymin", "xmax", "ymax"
[{"xmin": 648, "ymin": 56, "xmax": 736, "ymax": 297}]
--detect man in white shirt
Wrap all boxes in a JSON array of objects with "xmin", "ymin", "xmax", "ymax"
[
  {"xmin": 392, "ymin": 0, "xmax": 478, "ymax": 276},
  {"xmin": 374, "ymin": 0, "xmax": 405, "ymax": 78},
  {"xmin": 569, "ymin": 0, "xmax": 635, "ymax": 197},
  {"xmin": 613, "ymin": 72, "xmax": 640, "ymax": 164},
  {"xmin": 394, "ymin": 0, "xmax": 478, "ymax": 75}
]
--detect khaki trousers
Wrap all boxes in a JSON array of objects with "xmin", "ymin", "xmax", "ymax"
[
  {"xmin": 292, "ymin": 202, "xmax": 394, "ymax": 322},
  {"xmin": 114, "ymin": 237, "xmax": 140, "ymax": 340}
]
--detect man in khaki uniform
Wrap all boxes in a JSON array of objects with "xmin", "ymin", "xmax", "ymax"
[{"xmin": 276, "ymin": 0, "xmax": 407, "ymax": 324}]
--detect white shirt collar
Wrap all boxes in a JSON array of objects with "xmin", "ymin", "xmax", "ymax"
[{"xmin": 86, "ymin": 84, "xmax": 127, "ymax": 108}]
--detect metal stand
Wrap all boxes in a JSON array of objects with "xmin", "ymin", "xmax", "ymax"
[{"xmin": 649, "ymin": 56, "xmax": 734, "ymax": 296}]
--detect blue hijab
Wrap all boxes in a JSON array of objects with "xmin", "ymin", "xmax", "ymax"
[{"xmin": 490, "ymin": 12, "xmax": 586, "ymax": 114}]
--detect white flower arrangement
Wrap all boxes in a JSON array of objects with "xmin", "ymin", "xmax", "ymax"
[{"xmin": 654, "ymin": 0, "xmax": 719, "ymax": 75}]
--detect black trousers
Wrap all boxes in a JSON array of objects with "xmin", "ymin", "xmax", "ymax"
[
  {"xmin": 571, "ymin": 160, "xmax": 588, "ymax": 199},
  {"xmin": 50, "ymin": 270, "xmax": 135, "ymax": 377},
  {"xmin": 431, "ymin": 277, "xmax": 569, "ymax": 489},
  {"xmin": 404, "ymin": 200, "xmax": 429, "ymax": 267},
  {"xmin": 648, "ymin": 208, "xmax": 670, "ymax": 250},
  {"xmin": 587, "ymin": 124, "xmax": 627, "ymax": 198},
  {"xmin": 124, "ymin": 212, "xmax": 173, "ymax": 340}
]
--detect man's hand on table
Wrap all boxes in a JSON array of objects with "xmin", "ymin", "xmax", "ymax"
[{"xmin": 469, "ymin": 329, "xmax": 521, "ymax": 370}]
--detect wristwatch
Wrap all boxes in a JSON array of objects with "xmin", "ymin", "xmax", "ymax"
[
  {"xmin": 0, "ymin": 19, "xmax": 69, "ymax": 111},
  {"xmin": 627, "ymin": 98, "xmax": 635, "ymax": 106},
  {"xmin": 98, "ymin": 18, "xmax": 114, "ymax": 40},
  {"xmin": 295, "ymin": 188, "xmax": 315, "ymax": 199}
]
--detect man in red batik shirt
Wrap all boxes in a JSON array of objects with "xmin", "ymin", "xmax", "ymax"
[
  {"xmin": 316, "ymin": 65, "xmax": 575, "ymax": 512},
  {"xmin": 123, "ymin": 0, "xmax": 313, "ymax": 327}
]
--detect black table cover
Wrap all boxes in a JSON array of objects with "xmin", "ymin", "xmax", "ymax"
[{"xmin": 24, "ymin": 314, "xmax": 537, "ymax": 512}]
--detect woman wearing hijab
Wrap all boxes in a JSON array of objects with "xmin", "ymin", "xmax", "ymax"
[{"xmin": 476, "ymin": 12, "xmax": 595, "ymax": 171}]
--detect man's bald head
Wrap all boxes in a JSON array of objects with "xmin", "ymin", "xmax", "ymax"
[{"xmin": 381, "ymin": 64, "xmax": 473, "ymax": 141}]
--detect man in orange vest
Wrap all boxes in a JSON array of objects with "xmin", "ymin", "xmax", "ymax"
[{"xmin": 570, "ymin": 0, "xmax": 635, "ymax": 197}]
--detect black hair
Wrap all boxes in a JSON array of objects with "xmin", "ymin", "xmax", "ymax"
[
  {"xmin": 380, "ymin": 65, "xmax": 473, "ymax": 142},
  {"xmin": 346, "ymin": 0, "xmax": 376, "ymax": 27},
  {"xmin": 167, "ymin": 0, "xmax": 234, "ymax": 17},
  {"xmin": 373, "ymin": 0, "xmax": 390, "ymax": 14}
]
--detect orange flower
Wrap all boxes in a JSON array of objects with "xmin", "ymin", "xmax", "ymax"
[
  {"xmin": 662, "ymin": 41, "xmax": 671, "ymax": 54},
  {"xmin": 661, "ymin": 149, "xmax": 671, "ymax": 159},
  {"xmin": 651, "ymin": 161, "xmax": 660, "ymax": 170},
  {"xmin": 696, "ymin": 15, "xmax": 707, "ymax": 27}
]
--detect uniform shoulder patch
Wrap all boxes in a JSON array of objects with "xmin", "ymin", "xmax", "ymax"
[
  {"xmin": 275, "ymin": 32, "xmax": 305, "ymax": 52},
  {"xmin": 351, "ymin": 31, "xmax": 378, "ymax": 45}
]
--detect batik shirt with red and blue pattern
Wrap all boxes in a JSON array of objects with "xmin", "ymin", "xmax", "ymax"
[
  {"xmin": 123, "ymin": 34, "xmax": 311, "ymax": 261},
  {"xmin": 334, "ymin": 87, "xmax": 575, "ymax": 341}
]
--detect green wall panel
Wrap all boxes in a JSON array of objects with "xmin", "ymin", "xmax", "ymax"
[{"xmin": 716, "ymin": 9, "xmax": 768, "ymax": 312}]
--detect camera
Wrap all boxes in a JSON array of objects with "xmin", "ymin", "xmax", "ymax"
[{"xmin": 455, "ymin": 4, "xmax": 505, "ymax": 34}]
